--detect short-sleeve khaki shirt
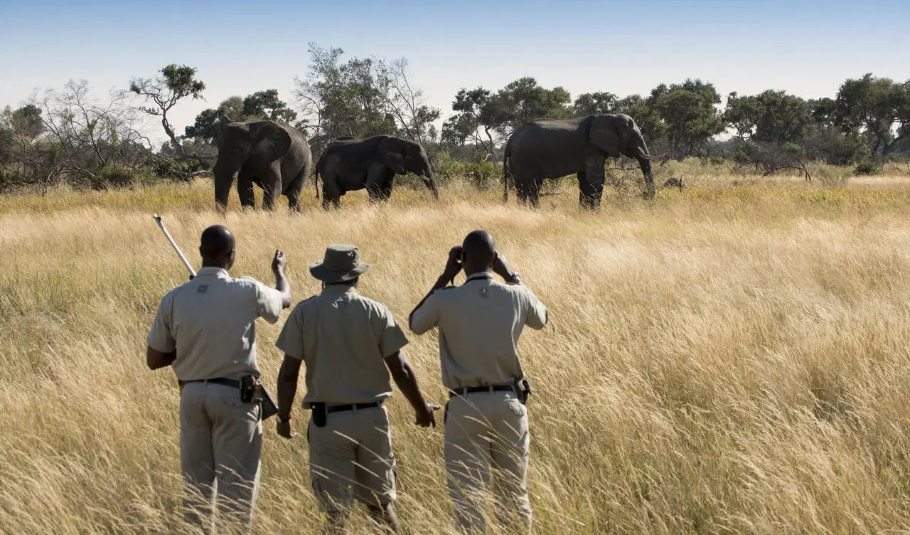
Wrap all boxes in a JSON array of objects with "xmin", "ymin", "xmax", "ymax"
[
  {"xmin": 410, "ymin": 272, "xmax": 548, "ymax": 390},
  {"xmin": 275, "ymin": 284, "xmax": 408, "ymax": 405},
  {"xmin": 147, "ymin": 267, "xmax": 284, "ymax": 381}
]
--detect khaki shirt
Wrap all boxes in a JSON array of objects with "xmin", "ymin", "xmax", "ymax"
[
  {"xmin": 147, "ymin": 267, "xmax": 284, "ymax": 381},
  {"xmin": 275, "ymin": 284, "xmax": 408, "ymax": 405},
  {"xmin": 410, "ymin": 272, "xmax": 548, "ymax": 389}
]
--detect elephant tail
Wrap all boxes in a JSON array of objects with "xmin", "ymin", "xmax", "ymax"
[
  {"xmin": 314, "ymin": 166, "xmax": 320, "ymax": 200},
  {"xmin": 502, "ymin": 141, "xmax": 513, "ymax": 203}
]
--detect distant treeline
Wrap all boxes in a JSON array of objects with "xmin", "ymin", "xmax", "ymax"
[{"xmin": 2, "ymin": 43, "xmax": 908, "ymax": 193}]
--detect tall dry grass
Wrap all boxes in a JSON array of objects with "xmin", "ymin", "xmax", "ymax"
[{"xmin": 2, "ymin": 175, "xmax": 910, "ymax": 534}]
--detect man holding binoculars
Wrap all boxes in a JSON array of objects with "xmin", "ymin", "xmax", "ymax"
[{"xmin": 410, "ymin": 230, "xmax": 549, "ymax": 534}]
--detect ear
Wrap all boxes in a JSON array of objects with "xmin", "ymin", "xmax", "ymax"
[
  {"xmin": 378, "ymin": 138, "xmax": 406, "ymax": 174},
  {"xmin": 251, "ymin": 122, "xmax": 292, "ymax": 163},
  {"xmin": 588, "ymin": 116, "xmax": 622, "ymax": 158}
]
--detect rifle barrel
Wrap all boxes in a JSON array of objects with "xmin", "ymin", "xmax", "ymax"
[{"xmin": 153, "ymin": 214, "xmax": 197, "ymax": 278}]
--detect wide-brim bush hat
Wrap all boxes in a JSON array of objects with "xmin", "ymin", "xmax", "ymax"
[{"xmin": 309, "ymin": 244, "xmax": 372, "ymax": 283}]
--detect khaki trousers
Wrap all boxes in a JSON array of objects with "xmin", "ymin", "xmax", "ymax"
[
  {"xmin": 445, "ymin": 390, "xmax": 531, "ymax": 534},
  {"xmin": 180, "ymin": 381, "xmax": 262, "ymax": 533},
  {"xmin": 307, "ymin": 405, "xmax": 397, "ymax": 512}
]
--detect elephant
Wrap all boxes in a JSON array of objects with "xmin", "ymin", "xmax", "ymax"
[
  {"xmin": 314, "ymin": 135, "xmax": 438, "ymax": 209},
  {"xmin": 212, "ymin": 115, "xmax": 312, "ymax": 212},
  {"xmin": 503, "ymin": 114, "xmax": 655, "ymax": 208}
]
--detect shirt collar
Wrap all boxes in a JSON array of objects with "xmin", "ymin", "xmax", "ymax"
[
  {"xmin": 196, "ymin": 267, "xmax": 229, "ymax": 278},
  {"xmin": 466, "ymin": 272, "xmax": 494, "ymax": 282},
  {"xmin": 322, "ymin": 283, "xmax": 357, "ymax": 294}
]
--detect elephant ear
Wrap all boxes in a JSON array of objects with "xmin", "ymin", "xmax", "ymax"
[
  {"xmin": 378, "ymin": 138, "xmax": 407, "ymax": 174},
  {"xmin": 251, "ymin": 122, "xmax": 292, "ymax": 164},
  {"xmin": 588, "ymin": 116, "xmax": 623, "ymax": 158}
]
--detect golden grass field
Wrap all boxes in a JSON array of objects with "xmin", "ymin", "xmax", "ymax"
[{"xmin": 2, "ymin": 170, "xmax": 910, "ymax": 534}]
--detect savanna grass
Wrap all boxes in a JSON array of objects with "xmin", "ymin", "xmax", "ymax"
[{"xmin": 1, "ymin": 173, "xmax": 910, "ymax": 533}]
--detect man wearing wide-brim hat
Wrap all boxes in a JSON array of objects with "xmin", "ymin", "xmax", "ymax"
[{"xmin": 275, "ymin": 244, "xmax": 439, "ymax": 533}]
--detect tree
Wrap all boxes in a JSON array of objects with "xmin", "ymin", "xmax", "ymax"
[
  {"xmin": 724, "ymin": 90, "xmax": 810, "ymax": 146},
  {"xmin": 572, "ymin": 92, "xmax": 619, "ymax": 116},
  {"xmin": 184, "ymin": 92, "xmax": 295, "ymax": 146},
  {"xmin": 294, "ymin": 44, "xmax": 439, "ymax": 155},
  {"xmin": 241, "ymin": 90, "xmax": 297, "ymax": 122},
  {"xmin": 647, "ymin": 79, "xmax": 724, "ymax": 159},
  {"xmin": 491, "ymin": 77, "xmax": 571, "ymax": 137},
  {"xmin": 128, "ymin": 64, "xmax": 205, "ymax": 157},
  {"xmin": 376, "ymin": 58, "xmax": 440, "ymax": 147},
  {"xmin": 1, "ymin": 104, "xmax": 45, "ymax": 139},
  {"xmin": 441, "ymin": 78, "xmax": 571, "ymax": 152},
  {"xmin": 441, "ymin": 88, "xmax": 497, "ymax": 152},
  {"xmin": 835, "ymin": 73, "xmax": 910, "ymax": 157},
  {"xmin": 23, "ymin": 80, "xmax": 151, "ymax": 191}
]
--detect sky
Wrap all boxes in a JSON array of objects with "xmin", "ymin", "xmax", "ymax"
[{"xmin": 1, "ymin": 0, "xmax": 908, "ymax": 145}]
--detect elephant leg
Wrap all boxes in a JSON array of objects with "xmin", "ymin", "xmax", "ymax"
[
  {"xmin": 528, "ymin": 178, "xmax": 542, "ymax": 208},
  {"xmin": 285, "ymin": 168, "xmax": 308, "ymax": 212},
  {"xmin": 321, "ymin": 174, "xmax": 342, "ymax": 210},
  {"xmin": 578, "ymin": 171, "xmax": 593, "ymax": 206},
  {"xmin": 287, "ymin": 190, "xmax": 301, "ymax": 212},
  {"xmin": 365, "ymin": 162, "xmax": 388, "ymax": 203},
  {"xmin": 515, "ymin": 179, "xmax": 527, "ymax": 205},
  {"xmin": 581, "ymin": 156, "xmax": 605, "ymax": 209},
  {"xmin": 237, "ymin": 169, "xmax": 256, "ymax": 210},
  {"xmin": 260, "ymin": 164, "xmax": 282, "ymax": 211},
  {"xmin": 379, "ymin": 170, "xmax": 394, "ymax": 201}
]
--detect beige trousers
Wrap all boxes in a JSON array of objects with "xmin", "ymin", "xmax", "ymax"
[
  {"xmin": 445, "ymin": 390, "xmax": 531, "ymax": 534},
  {"xmin": 180, "ymin": 381, "xmax": 262, "ymax": 533},
  {"xmin": 307, "ymin": 405, "xmax": 397, "ymax": 512}
]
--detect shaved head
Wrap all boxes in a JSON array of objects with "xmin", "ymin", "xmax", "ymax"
[
  {"xmin": 462, "ymin": 230, "xmax": 495, "ymax": 275},
  {"xmin": 200, "ymin": 225, "xmax": 236, "ymax": 269}
]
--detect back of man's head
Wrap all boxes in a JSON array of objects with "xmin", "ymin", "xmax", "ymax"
[
  {"xmin": 462, "ymin": 230, "xmax": 495, "ymax": 275},
  {"xmin": 200, "ymin": 225, "xmax": 236, "ymax": 268}
]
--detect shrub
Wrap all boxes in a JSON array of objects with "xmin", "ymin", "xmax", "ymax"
[
  {"xmin": 807, "ymin": 161, "xmax": 851, "ymax": 188},
  {"xmin": 853, "ymin": 162, "xmax": 880, "ymax": 176}
]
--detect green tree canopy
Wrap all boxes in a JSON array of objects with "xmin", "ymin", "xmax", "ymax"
[
  {"xmin": 128, "ymin": 64, "xmax": 205, "ymax": 157},
  {"xmin": 724, "ymin": 90, "xmax": 810, "ymax": 146},
  {"xmin": 184, "ymin": 91, "xmax": 296, "ymax": 145},
  {"xmin": 572, "ymin": 92, "xmax": 620, "ymax": 116},
  {"xmin": 648, "ymin": 79, "xmax": 724, "ymax": 158},
  {"xmin": 441, "ymin": 78, "xmax": 571, "ymax": 150},
  {"xmin": 1, "ymin": 104, "xmax": 45, "ymax": 139},
  {"xmin": 835, "ymin": 73, "xmax": 910, "ymax": 156}
]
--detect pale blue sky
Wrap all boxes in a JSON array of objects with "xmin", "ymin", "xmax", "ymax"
[{"xmin": 1, "ymin": 0, "xmax": 908, "ymax": 144}]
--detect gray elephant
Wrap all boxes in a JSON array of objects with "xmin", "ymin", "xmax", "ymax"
[
  {"xmin": 213, "ymin": 115, "xmax": 312, "ymax": 211},
  {"xmin": 503, "ymin": 114, "xmax": 655, "ymax": 208},
  {"xmin": 314, "ymin": 135, "xmax": 438, "ymax": 209}
]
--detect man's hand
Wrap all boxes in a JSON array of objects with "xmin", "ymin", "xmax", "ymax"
[
  {"xmin": 277, "ymin": 418, "xmax": 297, "ymax": 439},
  {"xmin": 272, "ymin": 249, "xmax": 287, "ymax": 274},
  {"xmin": 415, "ymin": 403, "xmax": 441, "ymax": 428},
  {"xmin": 442, "ymin": 246, "xmax": 463, "ymax": 282},
  {"xmin": 493, "ymin": 252, "xmax": 515, "ymax": 282}
]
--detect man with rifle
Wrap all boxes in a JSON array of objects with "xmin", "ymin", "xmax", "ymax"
[{"xmin": 146, "ymin": 223, "xmax": 291, "ymax": 532}]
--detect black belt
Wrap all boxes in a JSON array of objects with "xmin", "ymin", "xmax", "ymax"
[
  {"xmin": 310, "ymin": 401, "xmax": 383, "ymax": 414},
  {"xmin": 449, "ymin": 384, "xmax": 515, "ymax": 398},
  {"xmin": 178, "ymin": 378, "xmax": 241, "ymax": 389}
]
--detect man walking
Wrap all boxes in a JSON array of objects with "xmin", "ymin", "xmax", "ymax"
[
  {"xmin": 409, "ymin": 230, "xmax": 548, "ymax": 534},
  {"xmin": 146, "ymin": 225, "xmax": 292, "ymax": 532},
  {"xmin": 275, "ymin": 244, "xmax": 438, "ymax": 533}
]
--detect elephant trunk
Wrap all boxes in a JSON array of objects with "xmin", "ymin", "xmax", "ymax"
[
  {"xmin": 422, "ymin": 171, "xmax": 439, "ymax": 199},
  {"xmin": 639, "ymin": 157, "xmax": 655, "ymax": 200}
]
